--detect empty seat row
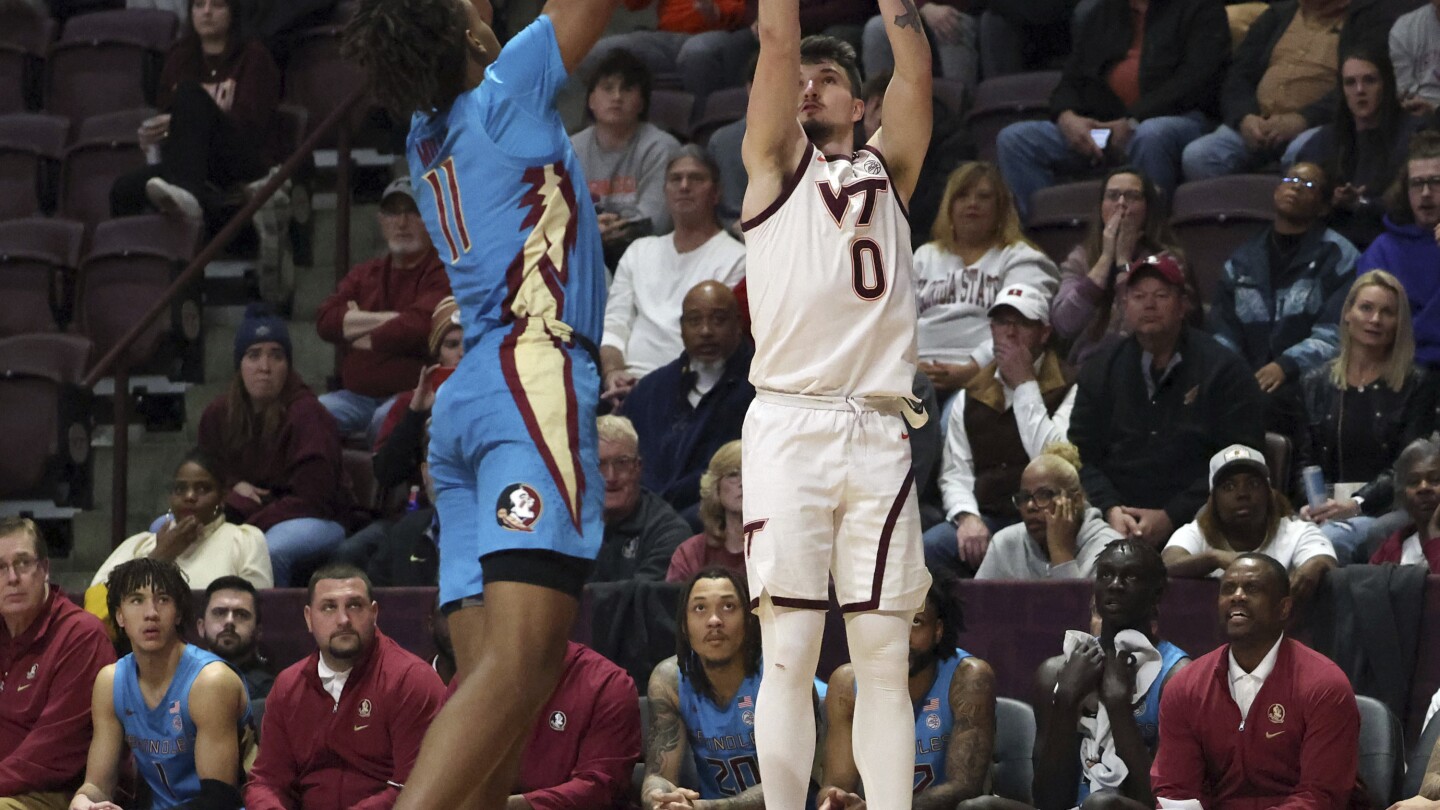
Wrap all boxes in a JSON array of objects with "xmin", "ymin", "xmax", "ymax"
[
  {"xmin": 0, "ymin": 332, "xmax": 94, "ymax": 504},
  {"xmin": 0, "ymin": 109, "xmax": 151, "ymax": 224}
]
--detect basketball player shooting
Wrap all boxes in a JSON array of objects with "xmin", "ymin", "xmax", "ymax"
[
  {"xmin": 343, "ymin": 0, "xmax": 617, "ymax": 807},
  {"xmin": 738, "ymin": 0, "xmax": 933, "ymax": 805}
]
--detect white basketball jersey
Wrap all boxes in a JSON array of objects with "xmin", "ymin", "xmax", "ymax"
[{"xmin": 742, "ymin": 143, "xmax": 918, "ymax": 399}]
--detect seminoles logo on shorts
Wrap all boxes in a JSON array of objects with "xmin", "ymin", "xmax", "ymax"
[{"xmin": 496, "ymin": 484, "xmax": 543, "ymax": 532}]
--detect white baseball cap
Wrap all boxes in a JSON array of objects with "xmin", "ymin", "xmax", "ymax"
[
  {"xmin": 381, "ymin": 176, "xmax": 415, "ymax": 206},
  {"xmin": 1208, "ymin": 444, "xmax": 1269, "ymax": 490},
  {"xmin": 987, "ymin": 283, "xmax": 1050, "ymax": 325}
]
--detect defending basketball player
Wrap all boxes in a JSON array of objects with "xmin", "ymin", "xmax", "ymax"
[
  {"xmin": 342, "ymin": 0, "xmax": 617, "ymax": 807},
  {"xmin": 738, "ymin": 0, "xmax": 933, "ymax": 804}
]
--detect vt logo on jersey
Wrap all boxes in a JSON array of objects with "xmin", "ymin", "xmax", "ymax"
[{"xmin": 817, "ymin": 177, "xmax": 890, "ymax": 230}]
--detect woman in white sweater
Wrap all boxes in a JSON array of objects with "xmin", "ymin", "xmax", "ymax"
[{"xmin": 913, "ymin": 161, "xmax": 1060, "ymax": 400}]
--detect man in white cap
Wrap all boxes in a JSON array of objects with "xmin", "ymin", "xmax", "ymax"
[
  {"xmin": 315, "ymin": 177, "xmax": 453, "ymax": 444},
  {"xmin": 927, "ymin": 282, "xmax": 1076, "ymax": 575}
]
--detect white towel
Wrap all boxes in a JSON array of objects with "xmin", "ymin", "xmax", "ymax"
[{"xmin": 1060, "ymin": 629, "xmax": 1163, "ymax": 794}]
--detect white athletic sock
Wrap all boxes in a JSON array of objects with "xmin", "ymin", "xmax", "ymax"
[
  {"xmin": 844, "ymin": 610, "xmax": 916, "ymax": 810},
  {"xmin": 755, "ymin": 599, "xmax": 826, "ymax": 810}
]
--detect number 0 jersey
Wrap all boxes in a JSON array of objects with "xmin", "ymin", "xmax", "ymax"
[
  {"xmin": 406, "ymin": 15, "xmax": 606, "ymax": 350},
  {"xmin": 740, "ymin": 142, "xmax": 917, "ymax": 399}
]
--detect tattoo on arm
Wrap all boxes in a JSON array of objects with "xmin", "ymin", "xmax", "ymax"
[
  {"xmin": 893, "ymin": 0, "xmax": 922, "ymax": 32},
  {"xmin": 646, "ymin": 699, "xmax": 683, "ymax": 775}
]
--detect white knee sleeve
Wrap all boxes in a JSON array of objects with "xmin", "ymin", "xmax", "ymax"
[
  {"xmin": 755, "ymin": 599, "xmax": 826, "ymax": 810},
  {"xmin": 844, "ymin": 610, "xmax": 916, "ymax": 810}
]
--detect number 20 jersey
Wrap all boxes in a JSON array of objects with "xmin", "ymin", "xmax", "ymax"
[{"xmin": 740, "ymin": 142, "xmax": 918, "ymax": 399}]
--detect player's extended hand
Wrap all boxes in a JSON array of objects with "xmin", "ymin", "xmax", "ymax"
[
  {"xmin": 954, "ymin": 513, "xmax": 991, "ymax": 569},
  {"xmin": 817, "ymin": 786, "xmax": 868, "ymax": 810}
]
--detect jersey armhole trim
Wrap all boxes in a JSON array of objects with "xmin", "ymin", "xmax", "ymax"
[
  {"xmin": 739, "ymin": 142, "xmax": 815, "ymax": 233},
  {"xmin": 857, "ymin": 144, "xmax": 911, "ymax": 225}
]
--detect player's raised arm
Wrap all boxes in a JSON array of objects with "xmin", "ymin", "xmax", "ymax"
[
  {"xmin": 740, "ymin": 0, "xmax": 806, "ymax": 216},
  {"xmin": 544, "ymin": 0, "xmax": 623, "ymax": 75},
  {"xmin": 867, "ymin": 0, "xmax": 932, "ymax": 202}
]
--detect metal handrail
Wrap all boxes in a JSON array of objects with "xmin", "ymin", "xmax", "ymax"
[{"xmin": 89, "ymin": 84, "xmax": 368, "ymax": 546}]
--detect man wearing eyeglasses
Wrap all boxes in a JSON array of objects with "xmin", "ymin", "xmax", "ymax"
[
  {"xmin": 1207, "ymin": 161, "xmax": 1359, "ymax": 399},
  {"xmin": 625, "ymin": 281, "xmax": 755, "ymax": 515},
  {"xmin": 0, "ymin": 517, "xmax": 115, "ymax": 809},
  {"xmin": 1359, "ymin": 131, "xmax": 1440, "ymax": 366},
  {"xmin": 591, "ymin": 415, "xmax": 693, "ymax": 582},
  {"xmin": 1069, "ymin": 255, "xmax": 1265, "ymax": 548}
]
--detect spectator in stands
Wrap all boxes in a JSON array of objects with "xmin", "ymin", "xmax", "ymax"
[
  {"xmin": 1358, "ymin": 132, "xmax": 1440, "ymax": 367},
  {"xmin": 511, "ymin": 642, "xmax": 641, "ymax": 809},
  {"xmin": 600, "ymin": 148, "xmax": 746, "ymax": 403},
  {"xmin": 823, "ymin": 568, "xmax": 994, "ymax": 808},
  {"xmin": 913, "ymin": 164, "xmax": 1059, "ymax": 401},
  {"xmin": 245, "ymin": 564, "xmax": 446, "ymax": 810},
  {"xmin": 1181, "ymin": 0, "xmax": 1349, "ymax": 181},
  {"xmin": 315, "ymin": 178, "xmax": 452, "ymax": 444},
  {"xmin": 642, "ymin": 568, "xmax": 793, "ymax": 807},
  {"xmin": 75, "ymin": 559, "xmax": 251, "ymax": 810},
  {"xmin": 706, "ymin": 59, "xmax": 753, "ymax": 227},
  {"xmin": 1150, "ymin": 554, "xmax": 1362, "ymax": 807},
  {"xmin": 667, "ymin": 441, "xmax": 745, "ymax": 582},
  {"xmin": 1163, "ymin": 445, "xmax": 1337, "ymax": 607},
  {"xmin": 625, "ymin": 281, "xmax": 753, "ymax": 513},
  {"xmin": 0, "ymin": 517, "xmax": 115, "ymax": 807},
  {"xmin": 930, "ymin": 284, "xmax": 1075, "ymax": 573},
  {"xmin": 373, "ymin": 296, "xmax": 462, "ymax": 456},
  {"xmin": 995, "ymin": 0, "xmax": 1230, "ymax": 219},
  {"xmin": 87, "ymin": 450, "xmax": 273, "ymax": 608},
  {"xmin": 975, "ymin": 443, "xmax": 1123, "ymax": 579},
  {"xmin": 198, "ymin": 576, "xmax": 274, "ymax": 700},
  {"xmin": 1297, "ymin": 45, "xmax": 1421, "ymax": 248},
  {"xmin": 1390, "ymin": 0, "xmax": 1440, "ymax": 118},
  {"xmin": 978, "ymin": 0, "xmax": 1096, "ymax": 79},
  {"xmin": 1392, "ymin": 749, "xmax": 1440, "ymax": 810},
  {"xmin": 1025, "ymin": 539, "xmax": 1189, "ymax": 810},
  {"xmin": 1069, "ymin": 255, "xmax": 1265, "ymax": 548},
  {"xmin": 572, "ymin": 50, "xmax": 683, "ymax": 265},
  {"xmin": 338, "ymin": 422, "xmax": 440, "ymax": 589},
  {"xmin": 592, "ymin": 415, "xmax": 692, "ymax": 582},
  {"xmin": 1049, "ymin": 167, "xmax": 1192, "ymax": 368},
  {"xmin": 199, "ymin": 304, "xmax": 349, "ymax": 587},
  {"xmin": 110, "ymin": 0, "xmax": 281, "ymax": 230},
  {"xmin": 862, "ymin": 2, "xmax": 978, "ymax": 94},
  {"xmin": 1367, "ymin": 438, "xmax": 1440, "ymax": 571},
  {"xmin": 578, "ymin": 0, "xmax": 752, "ymax": 99},
  {"xmin": 1296, "ymin": 270, "xmax": 1434, "ymax": 561},
  {"xmin": 1207, "ymin": 162, "xmax": 1358, "ymax": 399}
]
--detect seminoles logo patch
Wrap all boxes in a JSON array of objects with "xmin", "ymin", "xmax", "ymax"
[
  {"xmin": 549, "ymin": 711, "xmax": 567, "ymax": 731},
  {"xmin": 496, "ymin": 484, "xmax": 543, "ymax": 531},
  {"xmin": 1268, "ymin": 703, "xmax": 1285, "ymax": 724},
  {"xmin": 359, "ymin": 699, "xmax": 373, "ymax": 718}
]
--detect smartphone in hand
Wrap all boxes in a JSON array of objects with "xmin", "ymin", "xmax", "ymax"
[{"xmin": 1089, "ymin": 128, "xmax": 1111, "ymax": 150}]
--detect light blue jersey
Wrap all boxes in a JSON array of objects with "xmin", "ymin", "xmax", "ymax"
[
  {"xmin": 913, "ymin": 648, "xmax": 971, "ymax": 792},
  {"xmin": 1076, "ymin": 639, "xmax": 1187, "ymax": 801},
  {"xmin": 113, "ymin": 644, "xmax": 250, "ymax": 808},
  {"xmin": 678, "ymin": 667, "xmax": 763, "ymax": 799}
]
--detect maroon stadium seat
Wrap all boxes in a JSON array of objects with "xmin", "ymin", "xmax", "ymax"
[
  {"xmin": 0, "ymin": 332, "xmax": 94, "ymax": 504},
  {"xmin": 0, "ymin": 217, "xmax": 85, "ymax": 336},
  {"xmin": 0, "ymin": 11, "xmax": 54, "ymax": 113},
  {"xmin": 57, "ymin": 108, "xmax": 152, "ymax": 227},
  {"xmin": 966, "ymin": 70, "xmax": 1060, "ymax": 164},
  {"xmin": 0, "ymin": 112, "xmax": 68, "ymax": 220},
  {"xmin": 648, "ymin": 88, "xmax": 695, "ymax": 141},
  {"xmin": 1024, "ymin": 179, "xmax": 1102, "ymax": 265},
  {"xmin": 691, "ymin": 85, "xmax": 747, "ymax": 146},
  {"xmin": 1170, "ymin": 174, "xmax": 1279, "ymax": 306},
  {"xmin": 44, "ymin": 10, "xmax": 176, "ymax": 124},
  {"xmin": 282, "ymin": 25, "xmax": 367, "ymax": 148}
]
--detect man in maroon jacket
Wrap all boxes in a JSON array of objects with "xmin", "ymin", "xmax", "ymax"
[
  {"xmin": 1150, "ymin": 553, "xmax": 1363, "ymax": 809},
  {"xmin": 315, "ymin": 177, "xmax": 452, "ymax": 444},
  {"xmin": 0, "ymin": 517, "xmax": 115, "ymax": 808},
  {"xmin": 509, "ymin": 642, "xmax": 641, "ymax": 809},
  {"xmin": 245, "ymin": 564, "xmax": 446, "ymax": 810}
]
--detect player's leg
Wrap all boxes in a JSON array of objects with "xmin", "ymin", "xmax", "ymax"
[
  {"xmin": 754, "ymin": 598, "xmax": 826, "ymax": 810},
  {"xmin": 842, "ymin": 609, "xmax": 915, "ymax": 808}
]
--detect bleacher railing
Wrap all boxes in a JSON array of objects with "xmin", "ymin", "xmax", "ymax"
[{"xmin": 81, "ymin": 85, "xmax": 369, "ymax": 547}]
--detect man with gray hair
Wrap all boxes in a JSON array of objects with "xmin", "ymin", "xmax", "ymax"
[
  {"xmin": 592, "ymin": 415, "xmax": 693, "ymax": 582},
  {"xmin": 600, "ymin": 146, "xmax": 746, "ymax": 408}
]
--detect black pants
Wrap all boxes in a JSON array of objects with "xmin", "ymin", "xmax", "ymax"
[{"xmin": 111, "ymin": 81, "xmax": 268, "ymax": 229}]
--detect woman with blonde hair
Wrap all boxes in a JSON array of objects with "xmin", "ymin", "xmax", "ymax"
[
  {"xmin": 666, "ymin": 441, "xmax": 745, "ymax": 583},
  {"xmin": 913, "ymin": 161, "xmax": 1059, "ymax": 398},
  {"xmin": 1294, "ymin": 269, "xmax": 1436, "ymax": 561},
  {"xmin": 975, "ymin": 442, "xmax": 1121, "ymax": 579}
]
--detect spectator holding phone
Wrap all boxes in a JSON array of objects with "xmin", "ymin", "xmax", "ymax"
[{"xmin": 995, "ymin": 0, "xmax": 1229, "ymax": 220}]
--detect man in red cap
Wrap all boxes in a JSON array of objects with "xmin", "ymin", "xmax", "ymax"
[{"xmin": 1068, "ymin": 253, "xmax": 1265, "ymax": 548}]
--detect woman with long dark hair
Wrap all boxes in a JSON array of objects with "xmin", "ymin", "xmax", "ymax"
[
  {"xmin": 1048, "ymin": 166, "xmax": 1195, "ymax": 367},
  {"xmin": 196, "ymin": 305, "xmax": 347, "ymax": 587},
  {"xmin": 1297, "ymin": 44, "xmax": 1421, "ymax": 249},
  {"xmin": 110, "ymin": 0, "xmax": 280, "ymax": 228}
]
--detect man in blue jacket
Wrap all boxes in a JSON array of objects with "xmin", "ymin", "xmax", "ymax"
[
  {"xmin": 1359, "ymin": 131, "xmax": 1440, "ymax": 367},
  {"xmin": 624, "ymin": 280, "xmax": 754, "ymax": 515}
]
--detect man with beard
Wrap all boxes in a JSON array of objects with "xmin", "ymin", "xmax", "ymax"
[
  {"xmin": 1150, "ymin": 554, "xmax": 1363, "ymax": 807},
  {"xmin": 198, "ymin": 576, "xmax": 274, "ymax": 700},
  {"xmin": 245, "ymin": 565, "xmax": 445, "ymax": 810},
  {"xmin": 641, "ymin": 568, "xmax": 818, "ymax": 808},
  {"xmin": 823, "ymin": 568, "xmax": 996, "ymax": 809}
]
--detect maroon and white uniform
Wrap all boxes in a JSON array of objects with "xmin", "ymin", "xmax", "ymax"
[{"xmin": 739, "ymin": 142, "xmax": 930, "ymax": 613}]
